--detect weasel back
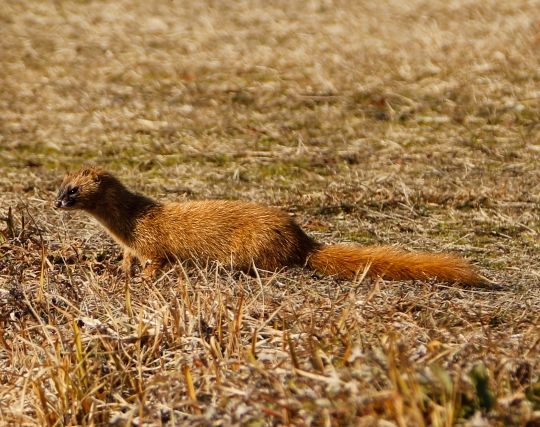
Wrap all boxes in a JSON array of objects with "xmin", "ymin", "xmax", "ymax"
[{"xmin": 128, "ymin": 200, "xmax": 319, "ymax": 272}]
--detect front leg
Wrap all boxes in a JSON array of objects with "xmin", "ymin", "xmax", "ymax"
[
  {"xmin": 122, "ymin": 249, "xmax": 137, "ymax": 276},
  {"xmin": 142, "ymin": 257, "xmax": 167, "ymax": 279}
]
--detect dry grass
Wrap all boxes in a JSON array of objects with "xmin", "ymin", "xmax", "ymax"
[{"xmin": 1, "ymin": 0, "xmax": 539, "ymax": 425}]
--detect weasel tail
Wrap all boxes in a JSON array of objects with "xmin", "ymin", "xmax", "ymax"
[{"xmin": 307, "ymin": 244, "xmax": 485, "ymax": 285}]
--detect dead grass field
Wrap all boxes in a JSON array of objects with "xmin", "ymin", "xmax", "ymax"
[{"xmin": 1, "ymin": 0, "xmax": 539, "ymax": 425}]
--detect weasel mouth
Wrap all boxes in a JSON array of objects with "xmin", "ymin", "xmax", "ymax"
[{"xmin": 54, "ymin": 199, "xmax": 76, "ymax": 209}]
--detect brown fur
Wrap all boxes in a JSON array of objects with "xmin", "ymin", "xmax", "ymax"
[{"xmin": 55, "ymin": 167, "xmax": 487, "ymax": 285}]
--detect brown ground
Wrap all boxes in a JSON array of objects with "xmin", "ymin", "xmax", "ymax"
[{"xmin": 1, "ymin": 0, "xmax": 539, "ymax": 425}]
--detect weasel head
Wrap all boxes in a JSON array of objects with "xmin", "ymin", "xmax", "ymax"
[{"xmin": 54, "ymin": 166, "xmax": 109, "ymax": 211}]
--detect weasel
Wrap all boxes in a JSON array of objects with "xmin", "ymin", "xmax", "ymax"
[{"xmin": 54, "ymin": 167, "xmax": 486, "ymax": 285}]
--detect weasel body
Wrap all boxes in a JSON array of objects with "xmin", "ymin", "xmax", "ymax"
[{"xmin": 55, "ymin": 167, "xmax": 486, "ymax": 285}]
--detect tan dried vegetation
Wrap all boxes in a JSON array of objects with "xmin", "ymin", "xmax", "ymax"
[{"xmin": 0, "ymin": 0, "xmax": 539, "ymax": 425}]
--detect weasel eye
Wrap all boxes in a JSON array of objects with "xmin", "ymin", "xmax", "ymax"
[{"xmin": 68, "ymin": 186, "xmax": 79, "ymax": 195}]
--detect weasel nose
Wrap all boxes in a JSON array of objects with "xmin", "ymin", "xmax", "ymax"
[{"xmin": 54, "ymin": 199, "xmax": 62, "ymax": 209}]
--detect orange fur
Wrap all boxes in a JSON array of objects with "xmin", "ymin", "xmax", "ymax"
[
  {"xmin": 55, "ymin": 167, "xmax": 487, "ymax": 285},
  {"xmin": 307, "ymin": 245, "xmax": 485, "ymax": 284}
]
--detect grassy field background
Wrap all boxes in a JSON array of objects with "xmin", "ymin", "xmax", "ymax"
[{"xmin": 1, "ymin": 0, "xmax": 539, "ymax": 425}]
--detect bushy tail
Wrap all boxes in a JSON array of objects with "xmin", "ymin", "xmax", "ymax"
[{"xmin": 306, "ymin": 245, "xmax": 486, "ymax": 285}]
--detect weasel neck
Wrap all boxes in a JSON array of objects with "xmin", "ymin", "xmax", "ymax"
[{"xmin": 87, "ymin": 185, "xmax": 159, "ymax": 246}]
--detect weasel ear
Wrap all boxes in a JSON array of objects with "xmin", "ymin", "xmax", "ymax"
[{"xmin": 80, "ymin": 166, "xmax": 103, "ymax": 181}]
